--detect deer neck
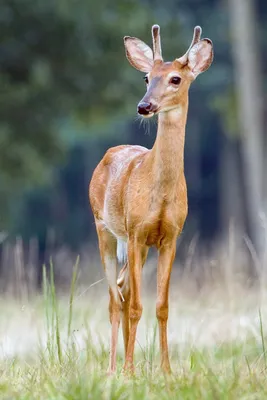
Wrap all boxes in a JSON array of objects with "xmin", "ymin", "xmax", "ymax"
[{"xmin": 149, "ymin": 97, "xmax": 188, "ymax": 186}]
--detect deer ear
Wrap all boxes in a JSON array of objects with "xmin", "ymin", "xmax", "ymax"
[
  {"xmin": 187, "ymin": 39, "xmax": 213, "ymax": 78},
  {"xmin": 124, "ymin": 36, "xmax": 153, "ymax": 73}
]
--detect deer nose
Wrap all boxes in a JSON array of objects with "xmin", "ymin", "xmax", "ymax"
[{"xmin": 137, "ymin": 102, "xmax": 153, "ymax": 115}]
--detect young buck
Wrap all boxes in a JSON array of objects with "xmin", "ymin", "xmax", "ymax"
[{"xmin": 89, "ymin": 25, "xmax": 213, "ymax": 374}]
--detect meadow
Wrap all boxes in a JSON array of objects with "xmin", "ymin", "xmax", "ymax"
[{"xmin": 1, "ymin": 240, "xmax": 267, "ymax": 399}]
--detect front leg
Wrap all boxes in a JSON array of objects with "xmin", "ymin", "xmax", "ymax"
[
  {"xmin": 123, "ymin": 240, "xmax": 147, "ymax": 373},
  {"xmin": 156, "ymin": 241, "xmax": 176, "ymax": 373}
]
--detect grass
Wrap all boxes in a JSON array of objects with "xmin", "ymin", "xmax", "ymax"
[
  {"xmin": 1, "ymin": 261, "xmax": 267, "ymax": 399},
  {"xmin": 1, "ymin": 332, "xmax": 267, "ymax": 399}
]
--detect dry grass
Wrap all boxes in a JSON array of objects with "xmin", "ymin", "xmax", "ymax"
[{"xmin": 1, "ymin": 231, "xmax": 267, "ymax": 398}]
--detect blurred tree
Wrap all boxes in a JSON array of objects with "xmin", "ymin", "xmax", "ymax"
[
  {"xmin": 229, "ymin": 0, "xmax": 265, "ymax": 254},
  {"xmin": 0, "ymin": 0, "xmax": 162, "ymax": 226},
  {"xmin": 4, "ymin": 0, "xmax": 265, "ymax": 260},
  {"xmin": 5, "ymin": 0, "xmax": 228, "ymax": 250}
]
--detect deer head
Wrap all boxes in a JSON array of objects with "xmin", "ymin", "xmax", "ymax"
[{"xmin": 124, "ymin": 25, "xmax": 213, "ymax": 117}]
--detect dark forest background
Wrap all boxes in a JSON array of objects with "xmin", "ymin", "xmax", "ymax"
[{"xmin": 0, "ymin": 0, "xmax": 266, "ymax": 286}]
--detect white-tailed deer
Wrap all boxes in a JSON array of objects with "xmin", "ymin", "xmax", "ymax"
[{"xmin": 89, "ymin": 25, "xmax": 213, "ymax": 374}]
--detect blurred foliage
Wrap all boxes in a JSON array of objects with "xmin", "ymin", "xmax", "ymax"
[
  {"xmin": 0, "ymin": 1, "xmax": 151, "ymax": 186},
  {"xmin": 0, "ymin": 0, "xmax": 183, "ymax": 227},
  {"xmin": 0, "ymin": 0, "xmax": 182, "ymax": 228},
  {"xmin": 1, "ymin": 0, "xmax": 265, "ymax": 250},
  {"xmin": 0, "ymin": 0, "xmax": 182, "ymax": 184}
]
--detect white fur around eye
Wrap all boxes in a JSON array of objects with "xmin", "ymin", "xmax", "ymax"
[
  {"xmin": 167, "ymin": 84, "xmax": 179, "ymax": 92},
  {"xmin": 166, "ymin": 73, "xmax": 181, "ymax": 91},
  {"xmin": 167, "ymin": 72, "xmax": 181, "ymax": 80}
]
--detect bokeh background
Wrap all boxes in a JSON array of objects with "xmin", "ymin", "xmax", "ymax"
[{"xmin": 0, "ymin": 0, "xmax": 266, "ymax": 294}]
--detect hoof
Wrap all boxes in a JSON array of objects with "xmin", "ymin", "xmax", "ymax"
[
  {"xmin": 106, "ymin": 367, "xmax": 116, "ymax": 376},
  {"xmin": 161, "ymin": 364, "xmax": 172, "ymax": 375},
  {"xmin": 123, "ymin": 362, "xmax": 135, "ymax": 376}
]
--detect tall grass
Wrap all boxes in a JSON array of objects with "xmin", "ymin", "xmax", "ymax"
[{"xmin": 1, "ymin": 234, "xmax": 267, "ymax": 398}]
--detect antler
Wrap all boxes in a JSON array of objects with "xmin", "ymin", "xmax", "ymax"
[
  {"xmin": 177, "ymin": 26, "xmax": 202, "ymax": 65},
  {"xmin": 152, "ymin": 24, "xmax": 163, "ymax": 62}
]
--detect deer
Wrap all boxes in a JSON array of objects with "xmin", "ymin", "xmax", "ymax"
[{"xmin": 89, "ymin": 24, "xmax": 213, "ymax": 374}]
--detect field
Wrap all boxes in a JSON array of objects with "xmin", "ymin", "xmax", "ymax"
[{"xmin": 1, "ymin": 247, "xmax": 267, "ymax": 399}]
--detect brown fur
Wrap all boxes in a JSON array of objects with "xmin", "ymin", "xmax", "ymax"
[{"xmin": 89, "ymin": 25, "xmax": 213, "ymax": 374}]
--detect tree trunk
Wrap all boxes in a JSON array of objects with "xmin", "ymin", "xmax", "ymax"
[{"xmin": 228, "ymin": 0, "xmax": 264, "ymax": 255}]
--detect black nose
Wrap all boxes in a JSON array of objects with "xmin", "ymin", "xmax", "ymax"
[{"xmin": 137, "ymin": 102, "xmax": 152, "ymax": 115}]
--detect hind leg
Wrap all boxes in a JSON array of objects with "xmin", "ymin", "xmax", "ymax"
[
  {"xmin": 95, "ymin": 221, "xmax": 121, "ymax": 374},
  {"xmin": 118, "ymin": 263, "xmax": 130, "ymax": 356},
  {"xmin": 118, "ymin": 246, "xmax": 148, "ymax": 366}
]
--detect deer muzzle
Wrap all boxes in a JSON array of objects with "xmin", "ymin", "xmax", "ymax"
[{"xmin": 137, "ymin": 101, "xmax": 158, "ymax": 116}]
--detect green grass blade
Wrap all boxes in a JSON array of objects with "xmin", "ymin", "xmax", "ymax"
[
  {"xmin": 258, "ymin": 308, "xmax": 266, "ymax": 368},
  {"xmin": 67, "ymin": 255, "xmax": 80, "ymax": 346},
  {"xmin": 50, "ymin": 259, "xmax": 62, "ymax": 364}
]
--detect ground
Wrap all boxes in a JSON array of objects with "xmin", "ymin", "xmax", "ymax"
[{"xmin": 1, "ymin": 257, "xmax": 267, "ymax": 399}]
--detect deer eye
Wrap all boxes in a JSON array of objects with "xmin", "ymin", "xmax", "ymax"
[
  {"xmin": 170, "ymin": 76, "xmax": 181, "ymax": 85},
  {"xmin": 143, "ymin": 75, "xmax": 149, "ymax": 84}
]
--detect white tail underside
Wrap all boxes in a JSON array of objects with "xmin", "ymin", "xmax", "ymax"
[{"xmin": 117, "ymin": 239, "xmax": 127, "ymax": 264}]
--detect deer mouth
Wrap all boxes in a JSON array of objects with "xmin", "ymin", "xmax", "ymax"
[
  {"xmin": 138, "ymin": 108, "xmax": 159, "ymax": 118},
  {"xmin": 137, "ymin": 101, "xmax": 158, "ymax": 117},
  {"xmin": 140, "ymin": 111, "xmax": 156, "ymax": 118}
]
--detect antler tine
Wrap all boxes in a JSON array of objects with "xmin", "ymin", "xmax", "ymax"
[
  {"xmin": 152, "ymin": 24, "xmax": 163, "ymax": 61},
  {"xmin": 177, "ymin": 25, "xmax": 202, "ymax": 65},
  {"xmin": 187, "ymin": 26, "xmax": 202, "ymax": 53}
]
